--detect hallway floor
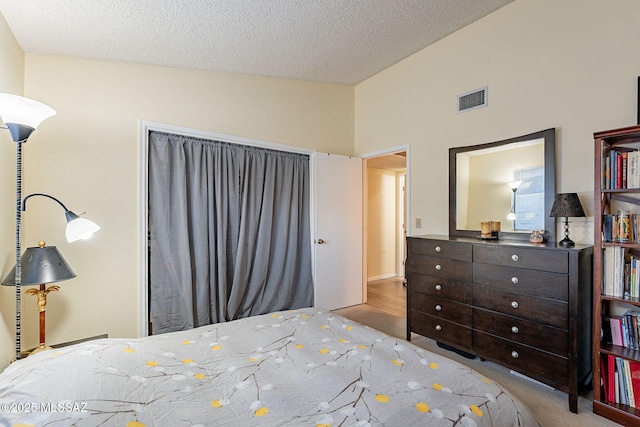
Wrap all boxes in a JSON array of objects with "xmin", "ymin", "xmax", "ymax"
[{"xmin": 365, "ymin": 276, "xmax": 405, "ymax": 317}]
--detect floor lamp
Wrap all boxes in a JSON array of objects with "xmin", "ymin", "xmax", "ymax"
[{"xmin": 0, "ymin": 93, "xmax": 100, "ymax": 360}]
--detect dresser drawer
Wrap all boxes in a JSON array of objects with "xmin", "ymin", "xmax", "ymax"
[
  {"xmin": 410, "ymin": 310, "xmax": 472, "ymax": 352},
  {"xmin": 473, "ymin": 263, "xmax": 568, "ymax": 301},
  {"xmin": 473, "ymin": 308, "xmax": 568, "ymax": 356},
  {"xmin": 473, "ymin": 285, "xmax": 568, "ymax": 329},
  {"xmin": 408, "ymin": 238, "xmax": 471, "ymax": 261},
  {"xmin": 473, "ymin": 245, "xmax": 568, "ymax": 274},
  {"xmin": 411, "ymin": 292, "xmax": 472, "ymax": 325},
  {"xmin": 410, "ymin": 272, "xmax": 472, "ymax": 304},
  {"xmin": 409, "ymin": 254, "xmax": 472, "ymax": 282},
  {"xmin": 474, "ymin": 331, "xmax": 568, "ymax": 387}
]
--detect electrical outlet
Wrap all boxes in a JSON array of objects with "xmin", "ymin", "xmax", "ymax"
[{"xmin": 415, "ymin": 218, "xmax": 422, "ymax": 228}]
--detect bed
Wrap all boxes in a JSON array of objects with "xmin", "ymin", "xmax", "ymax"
[{"xmin": 0, "ymin": 308, "xmax": 541, "ymax": 426}]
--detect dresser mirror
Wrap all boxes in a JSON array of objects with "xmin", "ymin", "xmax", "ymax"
[{"xmin": 449, "ymin": 128, "xmax": 556, "ymax": 242}]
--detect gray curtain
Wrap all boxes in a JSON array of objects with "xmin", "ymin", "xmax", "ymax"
[{"xmin": 148, "ymin": 131, "xmax": 313, "ymax": 334}]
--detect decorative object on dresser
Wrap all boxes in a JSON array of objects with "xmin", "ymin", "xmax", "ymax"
[
  {"xmin": 549, "ymin": 193, "xmax": 586, "ymax": 248},
  {"xmin": 406, "ymin": 235, "xmax": 593, "ymax": 414},
  {"xmin": 2, "ymin": 241, "xmax": 76, "ymax": 355},
  {"xmin": 529, "ymin": 230, "xmax": 544, "ymax": 244},
  {"xmin": 593, "ymin": 124, "xmax": 640, "ymax": 426}
]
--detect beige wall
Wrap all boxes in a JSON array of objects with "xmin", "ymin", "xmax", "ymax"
[
  {"xmin": 0, "ymin": 13, "xmax": 25, "ymax": 367},
  {"xmin": 355, "ymin": 0, "xmax": 640, "ymax": 244},
  {"xmin": 366, "ymin": 167, "xmax": 397, "ymax": 279},
  {"xmin": 0, "ymin": 54, "xmax": 354, "ymax": 368}
]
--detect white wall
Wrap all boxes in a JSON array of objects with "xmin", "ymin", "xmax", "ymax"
[{"xmin": 355, "ymin": 0, "xmax": 640, "ymax": 244}]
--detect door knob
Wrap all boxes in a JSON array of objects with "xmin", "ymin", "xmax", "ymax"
[{"xmin": 316, "ymin": 239, "xmax": 325, "ymax": 244}]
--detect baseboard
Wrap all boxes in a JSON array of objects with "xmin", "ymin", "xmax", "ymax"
[
  {"xmin": 509, "ymin": 370, "xmax": 554, "ymax": 390},
  {"xmin": 367, "ymin": 273, "xmax": 402, "ymax": 282}
]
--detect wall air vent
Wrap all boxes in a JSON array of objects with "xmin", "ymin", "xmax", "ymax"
[{"xmin": 457, "ymin": 86, "xmax": 488, "ymax": 113}]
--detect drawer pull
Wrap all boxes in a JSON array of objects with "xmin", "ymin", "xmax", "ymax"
[
  {"xmin": 435, "ymin": 305, "xmax": 442, "ymax": 311},
  {"xmin": 511, "ymin": 254, "xmax": 519, "ymax": 262},
  {"xmin": 511, "ymin": 326, "xmax": 519, "ymax": 334},
  {"xmin": 511, "ymin": 301, "xmax": 519, "ymax": 309},
  {"xmin": 435, "ymin": 246, "xmax": 441, "ymax": 252},
  {"xmin": 511, "ymin": 276, "xmax": 519, "ymax": 284},
  {"xmin": 435, "ymin": 264, "xmax": 442, "ymax": 271},
  {"xmin": 511, "ymin": 351, "xmax": 519, "ymax": 359},
  {"xmin": 435, "ymin": 325, "xmax": 442, "ymax": 331},
  {"xmin": 435, "ymin": 284, "xmax": 442, "ymax": 291}
]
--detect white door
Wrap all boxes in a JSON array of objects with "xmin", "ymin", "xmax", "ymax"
[{"xmin": 313, "ymin": 152, "xmax": 363, "ymax": 310}]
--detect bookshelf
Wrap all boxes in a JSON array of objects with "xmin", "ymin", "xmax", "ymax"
[{"xmin": 594, "ymin": 125, "xmax": 640, "ymax": 426}]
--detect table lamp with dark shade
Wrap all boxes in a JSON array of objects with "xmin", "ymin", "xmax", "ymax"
[
  {"xmin": 549, "ymin": 193, "xmax": 586, "ymax": 247},
  {"xmin": 2, "ymin": 241, "xmax": 76, "ymax": 354}
]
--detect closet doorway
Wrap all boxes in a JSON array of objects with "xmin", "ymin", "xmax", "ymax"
[{"xmin": 364, "ymin": 150, "xmax": 407, "ymax": 318}]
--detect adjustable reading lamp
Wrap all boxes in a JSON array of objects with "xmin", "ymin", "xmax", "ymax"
[{"xmin": 22, "ymin": 193, "xmax": 101, "ymax": 243}]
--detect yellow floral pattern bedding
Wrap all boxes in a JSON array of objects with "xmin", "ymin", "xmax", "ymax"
[{"xmin": 0, "ymin": 308, "xmax": 541, "ymax": 426}]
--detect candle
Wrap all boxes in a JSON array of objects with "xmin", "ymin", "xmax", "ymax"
[{"xmin": 481, "ymin": 221, "xmax": 491, "ymax": 237}]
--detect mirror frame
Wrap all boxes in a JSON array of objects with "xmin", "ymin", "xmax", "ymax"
[{"xmin": 449, "ymin": 128, "xmax": 556, "ymax": 242}]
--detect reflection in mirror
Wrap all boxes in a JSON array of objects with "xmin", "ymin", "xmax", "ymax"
[
  {"xmin": 449, "ymin": 129, "xmax": 556, "ymax": 242},
  {"xmin": 457, "ymin": 140, "xmax": 544, "ymax": 231}
]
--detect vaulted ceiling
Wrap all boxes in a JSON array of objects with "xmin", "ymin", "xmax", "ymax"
[{"xmin": 0, "ymin": 0, "xmax": 513, "ymax": 85}]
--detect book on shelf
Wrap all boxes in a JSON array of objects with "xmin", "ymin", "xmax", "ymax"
[
  {"xmin": 625, "ymin": 359, "xmax": 635, "ymax": 408},
  {"xmin": 601, "ymin": 211, "xmax": 640, "ymax": 244},
  {"xmin": 609, "ymin": 311, "xmax": 640, "ymax": 351},
  {"xmin": 631, "ymin": 151, "xmax": 640, "ymax": 189},
  {"xmin": 608, "ymin": 355, "xmax": 616, "ymax": 403},
  {"xmin": 603, "ymin": 214, "xmax": 613, "ymax": 242},
  {"xmin": 611, "ymin": 315, "xmax": 624, "ymax": 346},
  {"xmin": 630, "ymin": 360, "xmax": 640, "ymax": 408},
  {"xmin": 602, "ymin": 246, "xmax": 640, "ymax": 299},
  {"xmin": 603, "ymin": 316, "xmax": 613, "ymax": 345},
  {"xmin": 602, "ymin": 355, "xmax": 640, "ymax": 408},
  {"xmin": 605, "ymin": 149, "xmax": 640, "ymax": 190}
]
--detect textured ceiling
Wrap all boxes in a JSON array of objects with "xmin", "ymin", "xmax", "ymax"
[{"xmin": 0, "ymin": 0, "xmax": 513, "ymax": 85}]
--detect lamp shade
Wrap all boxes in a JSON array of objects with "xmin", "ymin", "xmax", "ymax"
[
  {"xmin": 549, "ymin": 193, "xmax": 586, "ymax": 218},
  {"xmin": 507, "ymin": 180, "xmax": 523, "ymax": 190},
  {"xmin": 65, "ymin": 212, "xmax": 101, "ymax": 242},
  {"xmin": 0, "ymin": 93, "xmax": 56, "ymax": 130},
  {"xmin": 1, "ymin": 243, "xmax": 76, "ymax": 286}
]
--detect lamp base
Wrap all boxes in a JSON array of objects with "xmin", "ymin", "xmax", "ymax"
[
  {"xmin": 30, "ymin": 344, "xmax": 53, "ymax": 355},
  {"xmin": 9, "ymin": 344, "xmax": 53, "ymax": 363},
  {"xmin": 558, "ymin": 236, "xmax": 575, "ymax": 247}
]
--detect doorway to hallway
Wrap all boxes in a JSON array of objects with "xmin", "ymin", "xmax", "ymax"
[{"xmin": 364, "ymin": 150, "xmax": 407, "ymax": 318}]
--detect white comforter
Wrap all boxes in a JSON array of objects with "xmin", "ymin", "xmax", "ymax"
[{"xmin": 0, "ymin": 308, "xmax": 541, "ymax": 426}]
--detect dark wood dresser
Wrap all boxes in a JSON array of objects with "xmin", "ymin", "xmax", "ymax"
[{"xmin": 406, "ymin": 235, "xmax": 593, "ymax": 413}]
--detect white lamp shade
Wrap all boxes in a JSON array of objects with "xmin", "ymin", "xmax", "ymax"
[
  {"xmin": 66, "ymin": 217, "xmax": 101, "ymax": 243},
  {"xmin": 506, "ymin": 180, "xmax": 523, "ymax": 190},
  {"xmin": 0, "ymin": 93, "xmax": 56, "ymax": 129}
]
